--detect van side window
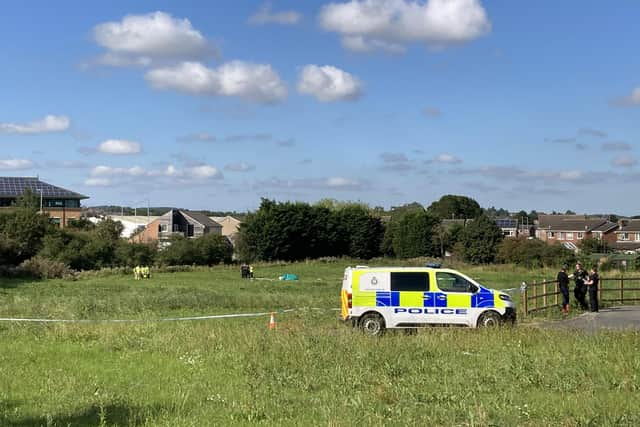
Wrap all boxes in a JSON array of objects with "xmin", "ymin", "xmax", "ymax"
[
  {"xmin": 436, "ymin": 272, "xmax": 478, "ymax": 293},
  {"xmin": 390, "ymin": 272, "xmax": 430, "ymax": 292}
]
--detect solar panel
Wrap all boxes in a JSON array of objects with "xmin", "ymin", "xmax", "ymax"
[{"xmin": 0, "ymin": 177, "xmax": 87, "ymax": 199}]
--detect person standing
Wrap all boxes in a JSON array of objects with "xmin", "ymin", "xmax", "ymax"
[
  {"xmin": 572, "ymin": 262, "xmax": 589, "ymax": 310},
  {"xmin": 557, "ymin": 264, "xmax": 570, "ymax": 314},
  {"xmin": 585, "ymin": 266, "xmax": 599, "ymax": 312}
]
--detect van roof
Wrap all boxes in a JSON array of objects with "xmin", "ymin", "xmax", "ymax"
[{"xmin": 346, "ymin": 266, "xmax": 454, "ymax": 272}]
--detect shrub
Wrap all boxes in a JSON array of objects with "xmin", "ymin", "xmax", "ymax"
[
  {"xmin": 19, "ymin": 257, "xmax": 72, "ymax": 279},
  {"xmin": 497, "ymin": 238, "xmax": 575, "ymax": 268}
]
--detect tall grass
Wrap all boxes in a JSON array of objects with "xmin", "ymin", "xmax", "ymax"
[{"xmin": 0, "ymin": 261, "xmax": 638, "ymax": 426}]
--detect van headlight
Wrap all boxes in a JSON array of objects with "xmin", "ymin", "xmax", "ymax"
[{"xmin": 499, "ymin": 293, "xmax": 511, "ymax": 302}]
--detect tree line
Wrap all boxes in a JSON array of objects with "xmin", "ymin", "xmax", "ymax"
[{"xmin": 1, "ymin": 192, "xmax": 580, "ymax": 278}]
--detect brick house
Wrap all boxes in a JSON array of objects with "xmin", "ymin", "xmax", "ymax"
[
  {"xmin": 0, "ymin": 176, "xmax": 88, "ymax": 228},
  {"xmin": 611, "ymin": 219, "xmax": 640, "ymax": 253},
  {"xmin": 535, "ymin": 215, "xmax": 618, "ymax": 246},
  {"xmin": 133, "ymin": 209, "xmax": 222, "ymax": 246}
]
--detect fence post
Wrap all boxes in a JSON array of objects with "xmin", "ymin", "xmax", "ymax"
[
  {"xmin": 620, "ymin": 277, "xmax": 624, "ymax": 304},
  {"xmin": 533, "ymin": 280, "xmax": 537, "ymax": 310},
  {"xmin": 542, "ymin": 281, "xmax": 547, "ymax": 308},
  {"xmin": 598, "ymin": 277, "xmax": 602, "ymax": 303},
  {"xmin": 554, "ymin": 281, "xmax": 558, "ymax": 306},
  {"xmin": 522, "ymin": 282, "xmax": 528, "ymax": 316}
]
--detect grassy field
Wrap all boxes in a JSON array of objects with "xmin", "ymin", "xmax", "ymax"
[{"xmin": 1, "ymin": 261, "xmax": 639, "ymax": 426}]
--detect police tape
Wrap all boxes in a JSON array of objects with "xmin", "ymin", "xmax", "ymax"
[{"xmin": 0, "ymin": 307, "xmax": 339, "ymax": 324}]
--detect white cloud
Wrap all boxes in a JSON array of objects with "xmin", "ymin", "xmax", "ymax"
[
  {"xmin": 177, "ymin": 132, "xmax": 216, "ymax": 143},
  {"xmin": 84, "ymin": 178, "xmax": 112, "ymax": 187},
  {"xmin": 89, "ymin": 163, "xmax": 222, "ymax": 182},
  {"xmin": 326, "ymin": 176, "xmax": 361, "ymax": 188},
  {"xmin": 225, "ymin": 162, "xmax": 255, "ymax": 172},
  {"xmin": 319, "ymin": 0, "xmax": 491, "ymax": 53},
  {"xmin": 434, "ymin": 153, "xmax": 462, "ymax": 164},
  {"xmin": 0, "ymin": 159, "xmax": 34, "ymax": 170},
  {"xmin": 91, "ymin": 165, "xmax": 146, "ymax": 177},
  {"xmin": 612, "ymin": 155, "xmax": 637, "ymax": 168},
  {"xmin": 146, "ymin": 61, "xmax": 288, "ymax": 103},
  {"xmin": 254, "ymin": 176, "xmax": 368, "ymax": 191},
  {"xmin": 98, "ymin": 139, "xmax": 142, "ymax": 155},
  {"xmin": 297, "ymin": 65, "xmax": 363, "ymax": 102},
  {"xmin": 248, "ymin": 2, "xmax": 302, "ymax": 25},
  {"xmin": 0, "ymin": 115, "xmax": 70, "ymax": 134},
  {"xmin": 93, "ymin": 11, "xmax": 213, "ymax": 66},
  {"xmin": 611, "ymin": 87, "xmax": 640, "ymax": 107},
  {"xmin": 187, "ymin": 165, "xmax": 223, "ymax": 179}
]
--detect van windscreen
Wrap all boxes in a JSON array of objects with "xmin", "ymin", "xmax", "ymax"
[{"xmin": 390, "ymin": 272, "xmax": 430, "ymax": 292}]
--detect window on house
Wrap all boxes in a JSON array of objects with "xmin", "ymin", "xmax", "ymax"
[
  {"xmin": 50, "ymin": 217, "xmax": 61, "ymax": 225},
  {"xmin": 577, "ymin": 232, "xmax": 584, "ymax": 240},
  {"xmin": 567, "ymin": 232, "xmax": 574, "ymax": 240},
  {"xmin": 621, "ymin": 232, "xmax": 630, "ymax": 241},
  {"xmin": 548, "ymin": 231, "xmax": 555, "ymax": 238},
  {"xmin": 159, "ymin": 224, "xmax": 168, "ymax": 232},
  {"xmin": 390, "ymin": 272, "xmax": 430, "ymax": 292},
  {"xmin": 594, "ymin": 232, "xmax": 602, "ymax": 240},
  {"xmin": 559, "ymin": 232, "xmax": 566, "ymax": 240},
  {"xmin": 636, "ymin": 233, "xmax": 640, "ymax": 242}
]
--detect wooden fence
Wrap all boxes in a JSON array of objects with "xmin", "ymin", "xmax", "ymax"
[{"xmin": 521, "ymin": 277, "xmax": 640, "ymax": 316}]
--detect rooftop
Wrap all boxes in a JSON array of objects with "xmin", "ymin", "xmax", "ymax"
[
  {"xmin": 536, "ymin": 214, "xmax": 617, "ymax": 233},
  {"xmin": 0, "ymin": 177, "xmax": 88, "ymax": 199}
]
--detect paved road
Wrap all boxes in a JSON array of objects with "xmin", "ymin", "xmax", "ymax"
[{"xmin": 541, "ymin": 306, "xmax": 640, "ymax": 332}]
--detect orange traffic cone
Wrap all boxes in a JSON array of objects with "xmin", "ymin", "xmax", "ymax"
[{"xmin": 269, "ymin": 312, "xmax": 276, "ymax": 330}]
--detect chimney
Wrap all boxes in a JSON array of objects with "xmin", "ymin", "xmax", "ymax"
[{"xmin": 619, "ymin": 219, "xmax": 628, "ymax": 228}]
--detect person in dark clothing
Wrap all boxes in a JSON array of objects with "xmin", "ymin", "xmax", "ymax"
[
  {"xmin": 557, "ymin": 264, "xmax": 570, "ymax": 314},
  {"xmin": 586, "ymin": 266, "xmax": 599, "ymax": 312},
  {"xmin": 571, "ymin": 262, "xmax": 589, "ymax": 310}
]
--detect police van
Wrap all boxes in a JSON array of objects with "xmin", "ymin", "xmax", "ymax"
[{"xmin": 340, "ymin": 265, "xmax": 516, "ymax": 336}]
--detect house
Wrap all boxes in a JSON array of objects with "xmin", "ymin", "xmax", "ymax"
[
  {"xmin": 611, "ymin": 219, "xmax": 640, "ymax": 253},
  {"xmin": 210, "ymin": 216, "xmax": 241, "ymax": 237},
  {"xmin": 0, "ymin": 176, "xmax": 88, "ymax": 228},
  {"xmin": 495, "ymin": 218, "xmax": 518, "ymax": 238},
  {"xmin": 133, "ymin": 209, "xmax": 222, "ymax": 246},
  {"xmin": 535, "ymin": 215, "xmax": 618, "ymax": 247}
]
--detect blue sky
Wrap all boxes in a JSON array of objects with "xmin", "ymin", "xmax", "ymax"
[{"xmin": 1, "ymin": 0, "xmax": 639, "ymax": 214}]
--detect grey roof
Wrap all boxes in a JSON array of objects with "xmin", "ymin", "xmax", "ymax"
[
  {"xmin": 536, "ymin": 215, "xmax": 616, "ymax": 233},
  {"xmin": 180, "ymin": 210, "xmax": 222, "ymax": 229},
  {"xmin": 0, "ymin": 176, "xmax": 88, "ymax": 199},
  {"xmin": 616, "ymin": 220, "xmax": 640, "ymax": 232}
]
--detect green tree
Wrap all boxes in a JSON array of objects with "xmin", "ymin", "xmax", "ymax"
[
  {"xmin": 389, "ymin": 210, "xmax": 439, "ymax": 258},
  {"xmin": 0, "ymin": 204, "xmax": 52, "ymax": 265},
  {"xmin": 459, "ymin": 214, "xmax": 503, "ymax": 264},
  {"xmin": 427, "ymin": 195, "xmax": 482, "ymax": 220}
]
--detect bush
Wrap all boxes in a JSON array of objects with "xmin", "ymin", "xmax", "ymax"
[
  {"xmin": 497, "ymin": 238, "xmax": 576, "ymax": 268},
  {"xmin": 158, "ymin": 234, "xmax": 233, "ymax": 266},
  {"xmin": 19, "ymin": 257, "xmax": 72, "ymax": 279}
]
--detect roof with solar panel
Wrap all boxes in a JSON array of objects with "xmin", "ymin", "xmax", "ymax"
[{"xmin": 0, "ymin": 177, "xmax": 88, "ymax": 199}]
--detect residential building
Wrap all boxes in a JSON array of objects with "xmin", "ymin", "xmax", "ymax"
[
  {"xmin": 535, "ymin": 215, "xmax": 618, "ymax": 247},
  {"xmin": 611, "ymin": 219, "xmax": 640, "ymax": 253},
  {"xmin": 133, "ymin": 209, "xmax": 222, "ymax": 246},
  {"xmin": 495, "ymin": 218, "xmax": 518, "ymax": 238},
  {"xmin": 210, "ymin": 215, "xmax": 241, "ymax": 246},
  {"xmin": 0, "ymin": 176, "xmax": 88, "ymax": 228}
]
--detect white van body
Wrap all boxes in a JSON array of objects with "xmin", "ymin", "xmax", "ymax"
[{"xmin": 340, "ymin": 266, "xmax": 516, "ymax": 332}]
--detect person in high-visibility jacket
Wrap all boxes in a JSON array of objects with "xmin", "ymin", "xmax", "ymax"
[
  {"xmin": 133, "ymin": 265, "xmax": 141, "ymax": 280},
  {"xmin": 143, "ymin": 266, "xmax": 150, "ymax": 279},
  {"xmin": 249, "ymin": 265, "xmax": 254, "ymax": 279}
]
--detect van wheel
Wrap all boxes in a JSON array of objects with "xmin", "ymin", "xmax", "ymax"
[
  {"xmin": 477, "ymin": 311, "xmax": 502, "ymax": 328},
  {"xmin": 360, "ymin": 313, "xmax": 385, "ymax": 337}
]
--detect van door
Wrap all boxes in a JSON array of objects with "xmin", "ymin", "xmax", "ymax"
[
  {"xmin": 390, "ymin": 272, "xmax": 432, "ymax": 326},
  {"xmin": 434, "ymin": 272, "xmax": 478, "ymax": 326}
]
